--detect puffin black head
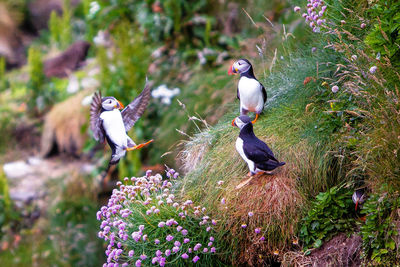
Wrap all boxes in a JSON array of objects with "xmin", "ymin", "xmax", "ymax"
[
  {"xmin": 228, "ymin": 58, "xmax": 253, "ymax": 75},
  {"xmin": 101, "ymin": 96, "xmax": 124, "ymax": 111},
  {"xmin": 231, "ymin": 115, "xmax": 252, "ymax": 129}
]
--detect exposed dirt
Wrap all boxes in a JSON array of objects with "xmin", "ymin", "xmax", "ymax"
[{"xmin": 283, "ymin": 233, "xmax": 362, "ymax": 267}]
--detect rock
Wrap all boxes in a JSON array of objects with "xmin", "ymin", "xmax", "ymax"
[
  {"xmin": 44, "ymin": 41, "xmax": 90, "ymax": 78},
  {"xmin": 3, "ymin": 161, "xmax": 32, "ymax": 179},
  {"xmin": 28, "ymin": 0, "xmax": 81, "ymax": 32},
  {"xmin": 0, "ymin": 4, "xmax": 26, "ymax": 68},
  {"xmin": 9, "ymin": 191, "xmax": 38, "ymax": 204}
]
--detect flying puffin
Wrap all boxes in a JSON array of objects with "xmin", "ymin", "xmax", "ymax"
[
  {"xmin": 90, "ymin": 81, "xmax": 153, "ymax": 168},
  {"xmin": 228, "ymin": 59, "xmax": 267, "ymax": 123},
  {"xmin": 232, "ymin": 115, "xmax": 285, "ymax": 176}
]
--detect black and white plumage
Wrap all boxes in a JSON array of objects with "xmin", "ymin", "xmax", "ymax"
[
  {"xmin": 228, "ymin": 59, "xmax": 267, "ymax": 123},
  {"xmin": 232, "ymin": 115, "xmax": 285, "ymax": 175},
  {"xmin": 90, "ymin": 82, "xmax": 152, "ymax": 167},
  {"xmin": 352, "ymin": 188, "xmax": 366, "ymax": 211}
]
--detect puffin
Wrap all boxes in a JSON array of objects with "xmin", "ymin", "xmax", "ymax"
[
  {"xmin": 228, "ymin": 59, "xmax": 267, "ymax": 123},
  {"xmin": 90, "ymin": 81, "xmax": 153, "ymax": 168},
  {"xmin": 352, "ymin": 188, "xmax": 366, "ymax": 211},
  {"xmin": 232, "ymin": 115, "xmax": 285, "ymax": 176}
]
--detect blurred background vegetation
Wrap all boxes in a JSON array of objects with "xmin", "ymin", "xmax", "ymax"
[{"xmin": 0, "ymin": 0, "xmax": 399, "ymax": 266}]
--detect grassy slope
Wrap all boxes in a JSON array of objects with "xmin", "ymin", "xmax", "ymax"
[{"xmin": 178, "ymin": 1, "xmax": 400, "ymax": 264}]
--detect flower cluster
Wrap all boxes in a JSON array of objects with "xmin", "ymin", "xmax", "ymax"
[
  {"xmin": 297, "ymin": 0, "xmax": 327, "ymax": 32},
  {"xmin": 97, "ymin": 169, "xmax": 218, "ymax": 266}
]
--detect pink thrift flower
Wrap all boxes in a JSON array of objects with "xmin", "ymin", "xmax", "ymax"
[
  {"xmin": 181, "ymin": 229, "xmax": 188, "ymax": 236},
  {"xmin": 208, "ymin": 242, "xmax": 213, "ymax": 247},
  {"xmin": 294, "ymin": 6, "xmax": 301, "ymax": 12},
  {"xmin": 181, "ymin": 253, "xmax": 189, "ymax": 259},
  {"xmin": 135, "ymin": 260, "xmax": 141, "ymax": 267},
  {"xmin": 156, "ymin": 250, "xmax": 162, "ymax": 257},
  {"xmin": 210, "ymin": 236, "xmax": 214, "ymax": 242},
  {"xmin": 184, "ymin": 238, "xmax": 190, "ymax": 243},
  {"xmin": 172, "ymin": 246, "xmax": 180, "ymax": 253},
  {"xmin": 140, "ymin": 254, "xmax": 147, "ymax": 260},
  {"xmin": 165, "ymin": 249, "xmax": 171, "ymax": 257},
  {"xmin": 193, "ymin": 255, "xmax": 200, "ymax": 263},
  {"xmin": 174, "ymin": 241, "xmax": 181, "ymax": 247},
  {"xmin": 203, "ymin": 248, "xmax": 208, "ymax": 253},
  {"xmin": 176, "ymin": 226, "xmax": 183, "ymax": 232},
  {"xmin": 211, "ymin": 247, "xmax": 216, "ymax": 253},
  {"xmin": 158, "ymin": 222, "xmax": 165, "ymax": 228},
  {"xmin": 155, "ymin": 239, "xmax": 160, "ymax": 244},
  {"xmin": 166, "ymin": 235, "xmax": 174, "ymax": 241}
]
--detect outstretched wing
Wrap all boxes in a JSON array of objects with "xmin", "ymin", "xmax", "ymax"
[
  {"xmin": 90, "ymin": 91, "xmax": 105, "ymax": 143},
  {"xmin": 121, "ymin": 81, "xmax": 151, "ymax": 132}
]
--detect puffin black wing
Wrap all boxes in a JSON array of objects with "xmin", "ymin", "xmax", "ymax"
[
  {"xmin": 261, "ymin": 83, "xmax": 267, "ymax": 104},
  {"xmin": 90, "ymin": 91, "xmax": 105, "ymax": 143},
  {"xmin": 121, "ymin": 81, "xmax": 151, "ymax": 132},
  {"xmin": 243, "ymin": 138, "xmax": 279, "ymax": 164}
]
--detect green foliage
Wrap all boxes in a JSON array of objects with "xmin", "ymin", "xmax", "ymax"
[
  {"xmin": 360, "ymin": 191, "xmax": 399, "ymax": 264},
  {"xmin": 0, "ymin": 168, "xmax": 11, "ymax": 240},
  {"xmin": 0, "ymin": 57, "xmax": 7, "ymax": 91},
  {"xmin": 299, "ymin": 185, "xmax": 355, "ymax": 250},
  {"xmin": 48, "ymin": 0, "xmax": 73, "ymax": 49},
  {"xmin": 50, "ymin": 198, "xmax": 103, "ymax": 266},
  {"xmin": 27, "ymin": 47, "xmax": 46, "ymax": 113},
  {"xmin": 364, "ymin": 0, "xmax": 400, "ymax": 63}
]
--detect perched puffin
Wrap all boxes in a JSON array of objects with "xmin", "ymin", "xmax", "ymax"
[
  {"xmin": 228, "ymin": 59, "xmax": 267, "ymax": 123},
  {"xmin": 352, "ymin": 188, "xmax": 366, "ymax": 211},
  {"xmin": 90, "ymin": 81, "xmax": 153, "ymax": 168},
  {"xmin": 232, "ymin": 115, "xmax": 285, "ymax": 175}
]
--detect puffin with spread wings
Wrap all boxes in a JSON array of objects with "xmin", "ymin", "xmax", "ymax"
[{"xmin": 90, "ymin": 81, "xmax": 153, "ymax": 168}]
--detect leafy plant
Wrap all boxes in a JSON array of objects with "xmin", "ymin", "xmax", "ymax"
[
  {"xmin": 96, "ymin": 169, "xmax": 222, "ymax": 266},
  {"xmin": 299, "ymin": 185, "xmax": 355, "ymax": 250},
  {"xmin": 48, "ymin": 0, "xmax": 73, "ymax": 49},
  {"xmin": 364, "ymin": 0, "xmax": 400, "ymax": 63},
  {"xmin": 27, "ymin": 47, "xmax": 46, "ymax": 113},
  {"xmin": 360, "ymin": 191, "xmax": 399, "ymax": 264}
]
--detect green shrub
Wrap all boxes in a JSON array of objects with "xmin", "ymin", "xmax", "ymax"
[
  {"xmin": 48, "ymin": 0, "xmax": 73, "ymax": 49},
  {"xmin": 299, "ymin": 185, "xmax": 355, "ymax": 250},
  {"xmin": 0, "ymin": 168, "xmax": 11, "ymax": 240},
  {"xmin": 360, "ymin": 191, "xmax": 399, "ymax": 264},
  {"xmin": 364, "ymin": 0, "xmax": 400, "ymax": 64},
  {"xmin": 27, "ymin": 47, "xmax": 46, "ymax": 113},
  {"xmin": 96, "ymin": 169, "xmax": 222, "ymax": 266}
]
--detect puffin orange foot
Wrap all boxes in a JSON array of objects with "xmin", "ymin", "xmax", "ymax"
[
  {"xmin": 126, "ymin": 139, "xmax": 154, "ymax": 151},
  {"xmin": 251, "ymin": 114, "xmax": 259, "ymax": 124}
]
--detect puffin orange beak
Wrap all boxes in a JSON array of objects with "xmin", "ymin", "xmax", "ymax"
[
  {"xmin": 355, "ymin": 200, "xmax": 359, "ymax": 211},
  {"xmin": 231, "ymin": 118, "xmax": 236, "ymax": 127},
  {"xmin": 228, "ymin": 64, "xmax": 237, "ymax": 75},
  {"xmin": 117, "ymin": 100, "xmax": 124, "ymax": 109}
]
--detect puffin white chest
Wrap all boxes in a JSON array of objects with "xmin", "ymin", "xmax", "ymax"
[
  {"xmin": 100, "ymin": 109, "xmax": 128, "ymax": 148},
  {"xmin": 238, "ymin": 77, "xmax": 263, "ymax": 112},
  {"xmin": 235, "ymin": 137, "xmax": 255, "ymax": 172}
]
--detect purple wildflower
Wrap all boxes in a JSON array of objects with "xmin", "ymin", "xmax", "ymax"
[
  {"xmin": 156, "ymin": 250, "xmax": 162, "ymax": 257},
  {"xmin": 194, "ymin": 243, "xmax": 202, "ymax": 251},
  {"xmin": 193, "ymin": 255, "xmax": 200, "ymax": 263},
  {"xmin": 210, "ymin": 236, "xmax": 214, "ymax": 242},
  {"xmin": 140, "ymin": 254, "xmax": 147, "ymax": 260},
  {"xmin": 255, "ymin": 228, "xmax": 261, "ymax": 234},
  {"xmin": 155, "ymin": 239, "xmax": 160, "ymax": 244},
  {"xmin": 176, "ymin": 226, "xmax": 183, "ymax": 232},
  {"xmin": 248, "ymin": 211, "xmax": 254, "ymax": 217},
  {"xmin": 158, "ymin": 222, "xmax": 165, "ymax": 228},
  {"xmin": 172, "ymin": 246, "xmax": 180, "ymax": 253},
  {"xmin": 211, "ymin": 247, "xmax": 216, "ymax": 253},
  {"xmin": 166, "ymin": 235, "xmax": 174, "ymax": 241},
  {"xmin": 129, "ymin": 250, "xmax": 134, "ymax": 257},
  {"xmin": 135, "ymin": 260, "xmax": 141, "ymax": 267},
  {"xmin": 184, "ymin": 238, "xmax": 190, "ymax": 243},
  {"xmin": 203, "ymin": 248, "xmax": 208, "ymax": 253},
  {"xmin": 174, "ymin": 241, "xmax": 181, "ymax": 247},
  {"xmin": 294, "ymin": 6, "xmax": 300, "ymax": 12},
  {"xmin": 208, "ymin": 242, "xmax": 213, "ymax": 247},
  {"xmin": 181, "ymin": 253, "xmax": 189, "ymax": 259},
  {"xmin": 165, "ymin": 249, "xmax": 171, "ymax": 257},
  {"xmin": 181, "ymin": 229, "xmax": 188, "ymax": 236},
  {"xmin": 241, "ymin": 224, "xmax": 247, "ymax": 229}
]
